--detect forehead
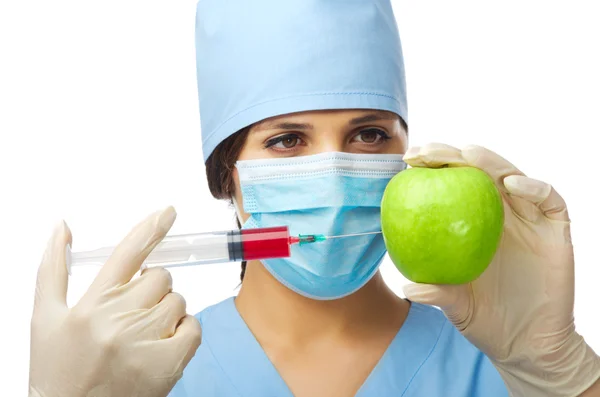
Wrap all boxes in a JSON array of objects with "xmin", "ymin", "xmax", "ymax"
[{"xmin": 251, "ymin": 109, "xmax": 399, "ymax": 131}]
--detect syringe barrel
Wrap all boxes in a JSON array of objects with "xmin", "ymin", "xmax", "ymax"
[
  {"xmin": 151, "ymin": 226, "xmax": 292, "ymax": 265},
  {"xmin": 235, "ymin": 226, "xmax": 291, "ymax": 261},
  {"xmin": 68, "ymin": 226, "xmax": 292, "ymax": 272}
]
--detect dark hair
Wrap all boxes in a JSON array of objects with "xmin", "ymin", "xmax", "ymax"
[{"xmin": 205, "ymin": 126, "xmax": 251, "ymax": 282}]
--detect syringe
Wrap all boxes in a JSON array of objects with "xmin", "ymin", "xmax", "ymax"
[{"xmin": 67, "ymin": 226, "xmax": 354, "ymax": 274}]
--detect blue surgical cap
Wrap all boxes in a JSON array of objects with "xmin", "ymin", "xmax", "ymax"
[{"xmin": 196, "ymin": 0, "xmax": 407, "ymax": 161}]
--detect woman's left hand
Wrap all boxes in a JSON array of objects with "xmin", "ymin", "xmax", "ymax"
[{"xmin": 401, "ymin": 143, "xmax": 600, "ymax": 397}]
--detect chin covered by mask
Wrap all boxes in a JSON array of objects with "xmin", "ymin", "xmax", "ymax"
[{"xmin": 234, "ymin": 152, "xmax": 406, "ymax": 300}]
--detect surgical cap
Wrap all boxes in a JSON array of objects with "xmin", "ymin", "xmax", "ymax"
[{"xmin": 195, "ymin": 0, "xmax": 407, "ymax": 161}]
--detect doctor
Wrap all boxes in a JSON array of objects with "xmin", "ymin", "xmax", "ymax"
[{"xmin": 30, "ymin": 1, "xmax": 600, "ymax": 396}]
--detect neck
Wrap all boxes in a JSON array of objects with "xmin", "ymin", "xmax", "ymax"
[{"xmin": 235, "ymin": 260, "xmax": 409, "ymax": 345}]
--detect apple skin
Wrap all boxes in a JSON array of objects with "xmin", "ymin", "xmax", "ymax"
[{"xmin": 381, "ymin": 166, "xmax": 504, "ymax": 285}]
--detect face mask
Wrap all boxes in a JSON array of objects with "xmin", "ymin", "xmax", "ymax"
[{"xmin": 235, "ymin": 152, "xmax": 406, "ymax": 300}]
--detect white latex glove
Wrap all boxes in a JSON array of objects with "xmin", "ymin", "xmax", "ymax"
[
  {"xmin": 401, "ymin": 143, "xmax": 600, "ymax": 397},
  {"xmin": 29, "ymin": 207, "xmax": 202, "ymax": 397}
]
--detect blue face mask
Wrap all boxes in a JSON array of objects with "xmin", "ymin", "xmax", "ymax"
[{"xmin": 235, "ymin": 152, "xmax": 407, "ymax": 300}]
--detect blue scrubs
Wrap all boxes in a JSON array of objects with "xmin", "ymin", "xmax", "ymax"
[{"xmin": 169, "ymin": 297, "xmax": 508, "ymax": 396}]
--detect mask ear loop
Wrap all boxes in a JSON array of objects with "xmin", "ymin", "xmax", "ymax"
[{"xmin": 231, "ymin": 195, "xmax": 245, "ymax": 226}]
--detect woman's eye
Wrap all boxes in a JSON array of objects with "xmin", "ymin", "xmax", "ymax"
[
  {"xmin": 353, "ymin": 128, "xmax": 391, "ymax": 144},
  {"xmin": 279, "ymin": 135, "xmax": 299, "ymax": 148},
  {"xmin": 264, "ymin": 134, "xmax": 302, "ymax": 150}
]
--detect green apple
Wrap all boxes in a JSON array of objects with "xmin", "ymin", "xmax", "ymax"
[{"xmin": 381, "ymin": 166, "xmax": 504, "ymax": 284}]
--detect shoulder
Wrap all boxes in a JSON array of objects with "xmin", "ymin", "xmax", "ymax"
[
  {"xmin": 168, "ymin": 297, "xmax": 241, "ymax": 397},
  {"xmin": 195, "ymin": 296, "xmax": 232, "ymax": 330},
  {"xmin": 400, "ymin": 302, "xmax": 508, "ymax": 397}
]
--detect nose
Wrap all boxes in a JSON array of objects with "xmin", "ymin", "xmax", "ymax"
[{"xmin": 312, "ymin": 132, "xmax": 346, "ymax": 154}]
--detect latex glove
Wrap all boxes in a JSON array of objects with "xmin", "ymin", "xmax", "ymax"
[
  {"xmin": 401, "ymin": 143, "xmax": 600, "ymax": 397},
  {"xmin": 29, "ymin": 207, "xmax": 202, "ymax": 397}
]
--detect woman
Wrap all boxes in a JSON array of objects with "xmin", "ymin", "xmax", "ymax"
[{"xmin": 29, "ymin": 1, "xmax": 600, "ymax": 396}]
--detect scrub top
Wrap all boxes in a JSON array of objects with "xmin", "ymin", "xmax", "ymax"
[{"xmin": 169, "ymin": 297, "xmax": 508, "ymax": 397}]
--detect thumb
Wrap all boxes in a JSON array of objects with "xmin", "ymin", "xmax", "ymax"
[
  {"xmin": 34, "ymin": 221, "xmax": 72, "ymax": 311},
  {"xmin": 403, "ymin": 283, "xmax": 473, "ymax": 331}
]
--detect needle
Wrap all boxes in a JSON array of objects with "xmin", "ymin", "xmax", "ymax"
[
  {"xmin": 324, "ymin": 231, "xmax": 383, "ymax": 239},
  {"xmin": 295, "ymin": 231, "xmax": 383, "ymax": 245}
]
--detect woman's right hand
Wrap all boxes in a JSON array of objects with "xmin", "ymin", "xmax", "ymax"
[{"xmin": 29, "ymin": 207, "xmax": 202, "ymax": 397}]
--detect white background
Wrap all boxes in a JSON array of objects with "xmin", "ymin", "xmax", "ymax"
[{"xmin": 1, "ymin": 0, "xmax": 599, "ymax": 395}]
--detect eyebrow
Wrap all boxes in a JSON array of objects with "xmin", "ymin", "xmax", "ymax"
[
  {"xmin": 349, "ymin": 112, "xmax": 397, "ymax": 125},
  {"xmin": 256, "ymin": 122, "xmax": 313, "ymax": 131},
  {"xmin": 252, "ymin": 112, "xmax": 397, "ymax": 133}
]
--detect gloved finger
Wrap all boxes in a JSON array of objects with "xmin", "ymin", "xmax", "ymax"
[
  {"xmin": 504, "ymin": 175, "xmax": 570, "ymax": 222},
  {"xmin": 403, "ymin": 283, "xmax": 473, "ymax": 332},
  {"xmin": 403, "ymin": 143, "xmax": 468, "ymax": 168},
  {"xmin": 34, "ymin": 221, "xmax": 73, "ymax": 311},
  {"xmin": 120, "ymin": 267, "xmax": 173, "ymax": 310},
  {"xmin": 91, "ymin": 206, "xmax": 176, "ymax": 290},
  {"xmin": 159, "ymin": 314, "xmax": 202, "ymax": 373},
  {"xmin": 145, "ymin": 292, "xmax": 187, "ymax": 339},
  {"xmin": 503, "ymin": 175, "xmax": 549, "ymax": 222},
  {"xmin": 503, "ymin": 194, "xmax": 543, "ymax": 224},
  {"xmin": 461, "ymin": 145, "xmax": 525, "ymax": 188}
]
